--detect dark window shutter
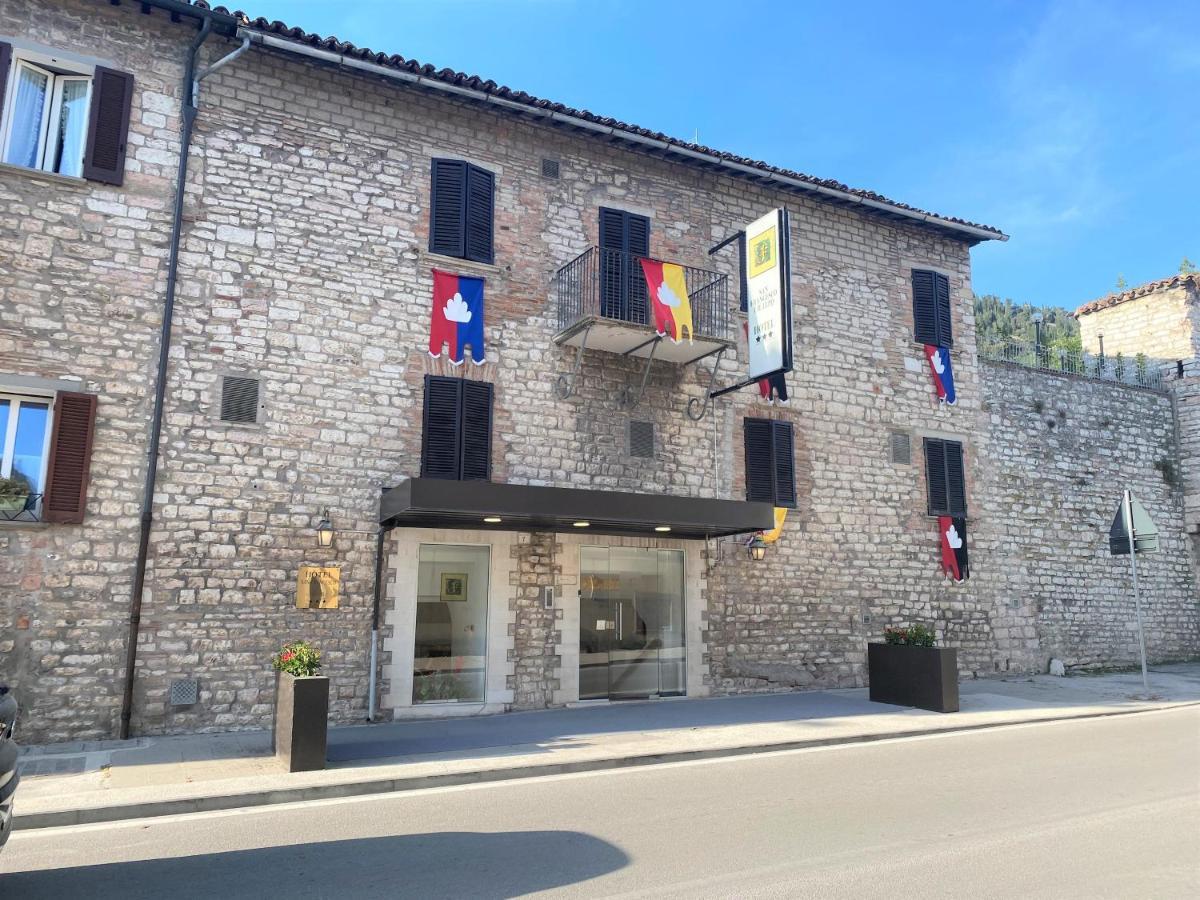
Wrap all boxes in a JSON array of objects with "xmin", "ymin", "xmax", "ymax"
[
  {"xmin": 771, "ymin": 421, "xmax": 797, "ymax": 508},
  {"xmin": 911, "ymin": 269, "xmax": 938, "ymax": 345},
  {"xmin": 464, "ymin": 165, "xmax": 495, "ymax": 264},
  {"xmin": 924, "ymin": 438, "xmax": 948, "ymax": 516},
  {"xmin": 420, "ymin": 375, "xmax": 463, "ymax": 479},
  {"xmin": 429, "ymin": 159, "xmax": 466, "ymax": 258},
  {"xmin": 599, "ymin": 208, "xmax": 627, "ymax": 319},
  {"xmin": 460, "ymin": 379, "xmax": 493, "ymax": 481},
  {"xmin": 743, "ymin": 418, "xmax": 775, "ymax": 504},
  {"xmin": 43, "ymin": 392, "xmax": 98, "ymax": 524},
  {"xmin": 0, "ymin": 44, "xmax": 12, "ymax": 138},
  {"xmin": 82, "ymin": 66, "xmax": 134, "ymax": 186},
  {"xmin": 945, "ymin": 440, "xmax": 967, "ymax": 515},
  {"xmin": 933, "ymin": 272, "xmax": 953, "ymax": 347}
]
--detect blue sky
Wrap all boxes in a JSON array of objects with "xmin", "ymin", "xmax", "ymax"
[{"xmin": 238, "ymin": 0, "xmax": 1198, "ymax": 310}]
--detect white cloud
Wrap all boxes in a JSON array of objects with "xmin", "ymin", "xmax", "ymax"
[{"xmin": 443, "ymin": 292, "xmax": 472, "ymax": 323}]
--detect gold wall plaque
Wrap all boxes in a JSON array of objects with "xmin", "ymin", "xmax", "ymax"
[{"xmin": 297, "ymin": 565, "xmax": 341, "ymax": 609}]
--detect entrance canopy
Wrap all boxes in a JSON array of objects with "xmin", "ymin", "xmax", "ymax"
[{"xmin": 379, "ymin": 478, "xmax": 773, "ymax": 539}]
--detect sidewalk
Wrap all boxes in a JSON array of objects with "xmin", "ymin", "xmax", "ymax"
[{"xmin": 14, "ymin": 664, "xmax": 1200, "ymax": 830}]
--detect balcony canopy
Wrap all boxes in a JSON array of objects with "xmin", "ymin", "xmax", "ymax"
[{"xmin": 380, "ymin": 478, "xmax": 774, "ymax": 539}]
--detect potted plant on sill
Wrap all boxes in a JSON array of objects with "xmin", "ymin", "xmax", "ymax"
[
  {"xmin": 271, "ymin": 640, "xmax": 329, "ymax": 772},
  {"xmin": 0, "ymin": 474, "xmax": 31, "ymax": 514},
  {"xmin": 867, "ymin": 624, "xmax": 959, "ymax": 713}
]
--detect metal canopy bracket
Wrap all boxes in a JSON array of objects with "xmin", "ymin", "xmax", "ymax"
[
  {"xmin": 619, "ymin": 335, "xmax": 661, "ymax": 409},
  {"xmin": 556, "ymin": 323, "xmax": 592, "ymax": 399},
  {"xmin": 687, "ymin": 347, "xmax": 728, "ymax": 421}
]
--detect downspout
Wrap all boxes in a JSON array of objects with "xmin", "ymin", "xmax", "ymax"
[
  {"xmin": 118, "ymin": 23, "xmax": 250, "ymax": 740},
  {"xmin": 368, "ymin": 523, "xmax": 391, "ymax": 721}
]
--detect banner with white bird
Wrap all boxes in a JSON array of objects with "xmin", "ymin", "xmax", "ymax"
[
  {"xmin": 429, "ymin": 269, "xmax": 487, "ymax": 365},
  {"xmin": 925, "ymin": 344, "xmax": 956, "ymax": 404},
  {"xmin": 938, "ymin": 515, "xmax": 969, "ymax": 582},
  {"xmin": 639, "ymin": 258, "xmax": 694, "ymax": 343}
]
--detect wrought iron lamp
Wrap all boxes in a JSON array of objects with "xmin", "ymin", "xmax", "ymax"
[
  {"xmin": 746, "ymin": 534, "xmax": 767, "ymax": 561},
  {"xmin": 316, "ymin": 508, "xmax": 335, "ymax": 549}
]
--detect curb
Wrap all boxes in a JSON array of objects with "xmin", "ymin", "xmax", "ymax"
[{"xmin": 16, "ymin": 701, "xmax": 1198, "ymax": 830}]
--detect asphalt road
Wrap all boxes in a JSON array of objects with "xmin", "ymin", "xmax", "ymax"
[{"xmin": 2, "ymin": 707, "xmax": 1198, "ymax": 899}]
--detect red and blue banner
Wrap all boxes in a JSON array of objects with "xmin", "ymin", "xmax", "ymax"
[
  {"xmin": 938, "ymin": 515, "xmax": 969, "ymax": 582},
  {"xmin": 925, "ymin": 344, "xmax": 956, "ymax": 404},
  {"xmin": 429, "ymin": 269, "xmax": 486, "ymax": 365}
]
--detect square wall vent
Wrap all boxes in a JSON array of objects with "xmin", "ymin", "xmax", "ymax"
[
  {"xmin": 629, "ymin": 420, "xmax": 655, "ymax": 458},
  {"xmin": 220, "ymin": 375, "xmax": 261, "ymax": 424},
  {"xmin": 889, "ymin": 431, "xmax": 912, "ymax": 465},
  {"xmin": 541, "ymin": 158, "xmax": 560, "ymax": 179},
  {"xmin": 169, "ymin": 679, "xmax": 199, "ymax": 707}
]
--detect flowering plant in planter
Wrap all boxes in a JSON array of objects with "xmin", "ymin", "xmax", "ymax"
[
  {"xmin": 883, "ymin": 624, "xmax": 936, "ymax": 647},
  {"xmin": 272, "ymin": 640, "xmax": 322, "ymax": 677}
]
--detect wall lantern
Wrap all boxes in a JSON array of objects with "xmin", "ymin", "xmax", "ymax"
[
  {"xmin": 746, "ymin": 534, "xmax": 767, "ymax": 562},
  {"xmin": 316, "ymin": 508, "xmax": 335, "ymax": 549}
]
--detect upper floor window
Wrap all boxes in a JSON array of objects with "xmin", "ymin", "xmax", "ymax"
[
  {"xmin": 0, "ymin": 393, "xmax": 52, "ymax": 497},
  {"xmin": 0, "ymin": 389, "xmax": 96, "ymax": 524},
  {"xmin": 743, "ymin": 417, "xmax": 797, "ymax": 508},
  {"xmin": 911, "ymin": 269, "xmax": 953, "ymax": 347},
  {"xmin": 421, "ymin": 375, "xmax": 493, "ymax": 481},
  {"xmin": 0, "ymin": 43, "xmax": 134, "ymax": 184},
  {"xmin": 429, "ymin": 158, "xmax": 495, "ymax": 264},
  {"xmin": 923, "ymin": 437, "xmax": 967, "ymax": 517}
]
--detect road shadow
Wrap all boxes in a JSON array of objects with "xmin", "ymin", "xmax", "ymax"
[{"xmin": 2, "ymin": 829, "xmax": 629, "ymax": 899}]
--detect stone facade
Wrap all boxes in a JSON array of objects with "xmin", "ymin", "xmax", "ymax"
[
  {"xmin": 1, "ymin": 0, "xmax": 1197, "ymax": 743},
  {"xmin": 1075, "ymin": 274, "xmax": 1200, "ymax": 364}
]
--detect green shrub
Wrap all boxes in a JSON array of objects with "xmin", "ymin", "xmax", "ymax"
[
  {"xmin": 883, "ymin": 624, "xmax": 936, "ymax": 647},
  {"xmin": 272, "ymin": 640, "xmax": 322, "ymax": 677}
]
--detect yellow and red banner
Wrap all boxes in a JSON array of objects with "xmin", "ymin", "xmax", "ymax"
[{"xmin": 639, "ymin": 258, "xmax": 693, "ymax": 343}]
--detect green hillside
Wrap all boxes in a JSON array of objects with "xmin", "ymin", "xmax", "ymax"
[{"xmin": 973, "ymin": 294, "xmax": 1081, "ymax": 351}]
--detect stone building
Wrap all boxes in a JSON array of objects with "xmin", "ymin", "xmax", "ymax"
[{"xmin": 1, "ymin": 0, "xmax": 1197, "ymax": 743}]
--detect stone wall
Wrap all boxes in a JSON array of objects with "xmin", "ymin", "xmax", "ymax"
[{"xmin": 976, "ymin": 362, "xmax": 1199, "ymax": 670}]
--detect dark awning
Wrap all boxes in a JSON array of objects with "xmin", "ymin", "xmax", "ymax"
[{"xmin": 379, "ymin": 478, "xmax": 774, "ymax": 539}]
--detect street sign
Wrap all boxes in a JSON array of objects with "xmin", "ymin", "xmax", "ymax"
[
  {"xmin": 1109, "ymin": 495, "xmax": 1158, "ymax": 555},
  {"xmin": 743, "ymin": 208, "xmax": 793, "ymax": 381}
]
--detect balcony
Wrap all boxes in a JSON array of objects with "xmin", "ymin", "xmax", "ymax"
[{"xmin": 553, "ymin": 247, "xmax": 734, "ymax": 365}]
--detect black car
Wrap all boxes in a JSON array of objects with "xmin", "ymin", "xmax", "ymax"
[{"xmin": 0, "ymin": 685, "xmax": 18, "ymax": 853}]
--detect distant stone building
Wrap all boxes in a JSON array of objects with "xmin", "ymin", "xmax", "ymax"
[{"xmin": 1, "ymin": 0, "xmax": 1197, "ymax": 743}]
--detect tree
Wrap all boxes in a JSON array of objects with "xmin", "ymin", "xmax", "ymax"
[
  {"xmin": 1181, "ymin": 257, "xmax": 1198, "ymax": 274},
  {"xmin": 1115, "ymin": 274, "xmax": 1128, "ymax": 290}
]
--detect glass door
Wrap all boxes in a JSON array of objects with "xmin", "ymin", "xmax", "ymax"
[
  {"xmin": 579, "ymin": 546, "xmax": 685, "ymax": 700},
  {"xmin": 413, "ymin": 544, "xmax": 489, "ymax": 704}
]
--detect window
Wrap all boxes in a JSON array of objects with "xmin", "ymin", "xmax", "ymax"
[
  {"xmin": 598, "ymin": 207, "xmax": 650, "ymax": 323},
  {"xmin": 0, "ymin": 44, "xmax": 134, "ymax": 184},
  {"xmin": 911, "ymin": 269, "xmax": 953, "ymax": 347},
  {"xmin": 429, "ymin": 159, "xmax": 495, "ymax": 263},
  {"xmin": 414, "ymin": 543, "xmax": 489, "ymax": 703},
  {"xmin": 420, "ymin": 375, "xmax": 493, "ymax": 481},
  {"xmin": 923, "ymin": 437, "xmax": 967, "ymax": 517},
  {"xmin": 0, "ymin": 394, "xmax": 53, "ymax": 497},
  {"xmin": 743, "ymin": 417, "xmax": 797, "ymax": 508}
]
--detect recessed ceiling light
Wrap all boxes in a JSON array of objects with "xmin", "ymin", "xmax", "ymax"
[
  {"xmin": 483, "ymin": 516, "xmax": 502, "ymax": 524},
  {"xmin": 573, "ymin": 521, "xmax": 590, "ymax": 528},
  {"xmin": 654, "ymin": 526, "xmax": 671, "ymax": 532}
]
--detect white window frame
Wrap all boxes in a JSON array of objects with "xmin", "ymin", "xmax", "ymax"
[
  {"xmin": 0, "ymin": 48, "xmax": 94, "ymax": 177},
  {"xmin": 0, "ymin": 391, "xmax": 55, "ymax": 498}
]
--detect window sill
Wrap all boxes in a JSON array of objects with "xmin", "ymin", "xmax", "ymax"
[
  {"xmin": 419, "ymin": 248, "xmax": 509, "ymax": 278},
  {"xmin": 0, "ymin": 161, "xmax": 88, "ymax": 189},
  {"xmin": 0, "ymin": 519, "xmax": 49, "ymax": 529}
]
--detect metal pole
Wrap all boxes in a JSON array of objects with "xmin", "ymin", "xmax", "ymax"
[{"xmin": 1123, "ymin": 488, "xmax": 1150, "ymax": 693}]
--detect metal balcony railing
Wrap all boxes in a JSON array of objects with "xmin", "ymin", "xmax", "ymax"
[
  {"xmin": 979, "ymin": 338, "xmax": 1165, "ymax": 391},
  {"xmin": 554, "ymin": 246, "xmax": 732, "ymax": 341}
]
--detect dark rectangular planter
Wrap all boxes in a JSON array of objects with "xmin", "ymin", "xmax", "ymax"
[
  {"xmin": 868, "ymin": 643, "xmax": 959, "ymax": 713},
  {"xmin": 272, "ymin": 673, "xmax": 329, "ymax": 772}
]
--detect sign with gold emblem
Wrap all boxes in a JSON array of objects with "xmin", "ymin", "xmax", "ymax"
[
  {"xmin": 296, "ymin": 566, "xmax": 341, "ymax": 609},
  {"xmin": 744, "ymin": 208, "xmax": 793, "ymax": 381}
]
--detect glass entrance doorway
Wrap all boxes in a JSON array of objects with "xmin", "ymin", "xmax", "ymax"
[{"xmin": 579, "ymin": 546, "xmax": 685, "ymax": 700}]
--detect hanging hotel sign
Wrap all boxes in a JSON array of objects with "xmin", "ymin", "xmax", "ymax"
[{"xmin": 744, "ymin": 208, "xmax": 793, "ymax": 381}]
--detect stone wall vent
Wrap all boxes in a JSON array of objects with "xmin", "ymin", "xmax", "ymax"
[
  {"xmin": 889, "ymin": 431, "xmax": 912, "ymax": 465},
  {"xmin": 220, "ymin": 375, "xmax": 261, "ymax": 424},
  {"xmin": 169, "ymin": 679, "xmax": 199, "ymax": 707},
  {"xmin": 629, "ymin": 420, "xmax": 655, "ymax": 458},
  {"xmin": 541, "ymin": 158, "xmax": 560, "ymax": 179}
]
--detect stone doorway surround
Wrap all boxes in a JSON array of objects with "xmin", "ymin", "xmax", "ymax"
[
  {"xmin": 382, "ymin": 528, "xmax": 518, "ymax": 718},
  {"xmin": 553, "ymin": 533, "xmax": 709, "ymax": 706}
]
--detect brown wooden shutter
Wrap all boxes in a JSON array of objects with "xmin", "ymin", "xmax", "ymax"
[
  {"xmin": 82, "ymin": 66, "xmax": 135, "ymax": 185},
  {"xmin": 0, "ymin": 44, "xmax": 12, "ymax": 138},
  {"xmin": 43, "ymin": 392, "xmax": 98, "ymax": 524}
]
